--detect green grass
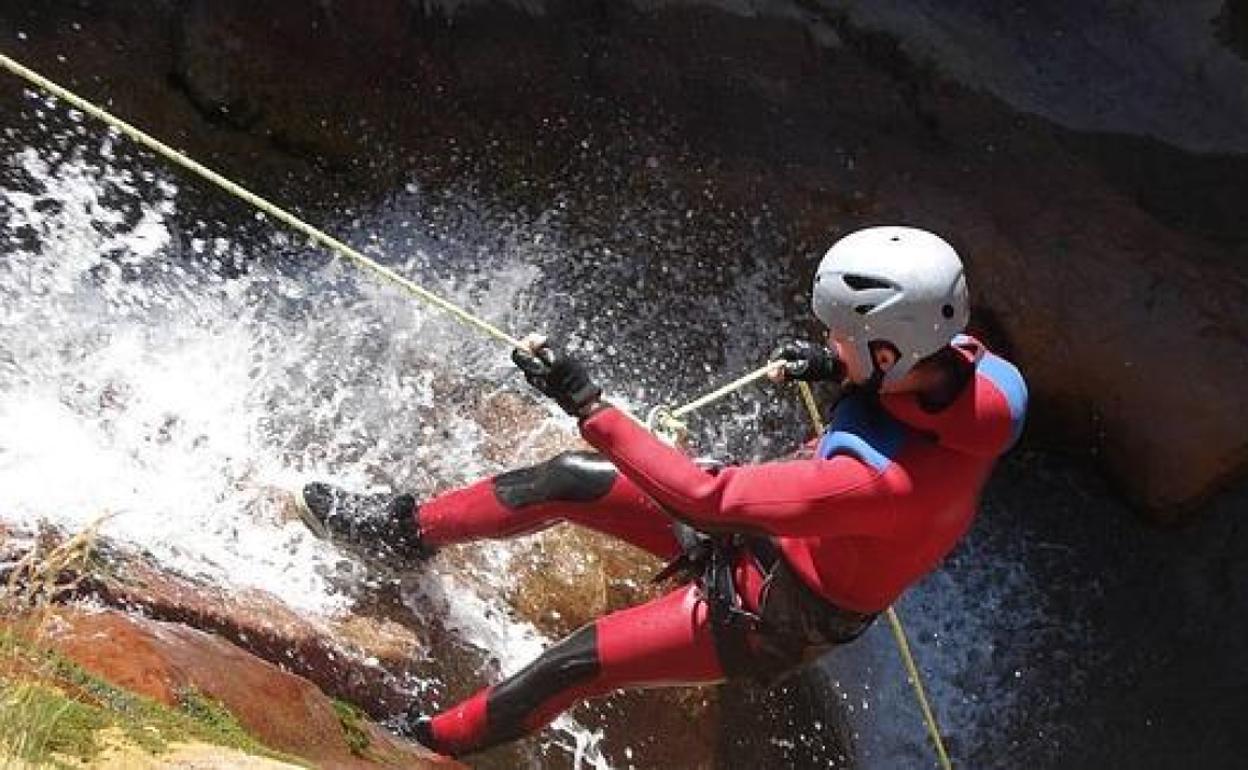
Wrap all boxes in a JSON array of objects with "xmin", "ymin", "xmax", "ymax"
[
  {"xmin": 1, "ymin": 683, "xmax": 109, "ymax": 768},
  {"xmin": 331, "ymin": 699, "xmax": 372, "ymax": 758}
]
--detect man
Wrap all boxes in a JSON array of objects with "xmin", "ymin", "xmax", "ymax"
[{"xmin": 298, "ymin": 225, "xmax": 1027, "ymax": 757}]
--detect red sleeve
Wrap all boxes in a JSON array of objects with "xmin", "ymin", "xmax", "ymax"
[{"xmin": 578, "ymin": 406, "xmax": 903, "ymax": 538}]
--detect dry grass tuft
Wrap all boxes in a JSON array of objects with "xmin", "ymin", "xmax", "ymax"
[{"xmin": 2, "ymin": 516, "xmax": 109, "ymax": 616}]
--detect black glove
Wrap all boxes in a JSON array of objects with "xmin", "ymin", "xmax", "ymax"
[
  {"xmin": 512, "ymin": 341, "xmax": 604, "ymax": 417},
  {"xmin": 769, "ymin": 339, "xmax": 845, "ymax": 382}
]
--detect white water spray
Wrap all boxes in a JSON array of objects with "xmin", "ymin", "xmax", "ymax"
[{"xmin": 0, "ymin": 118, "xmax": 613, "ymax": 766}]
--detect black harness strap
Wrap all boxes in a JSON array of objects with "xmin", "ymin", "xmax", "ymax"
[
  {"xmin": 704, "ymin": 535, "xmax": 763, "ymax": 676},
  {"xmin": 654, "ymin": 528, "xmax": 879, "ymax": 681}
]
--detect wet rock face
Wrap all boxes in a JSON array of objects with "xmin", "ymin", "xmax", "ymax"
[
  {"xmin": 1, "ymin": 0, "xmax": 1240, "ymax": 518},
  {"xmin": 821, "ymin": 0, "xmax": 1248, "ymax": 154},
  {"xmin": 0, "ymin": 518, "xmax": 722, "ymax": 769},
  {"xmin": 76, "ymin": 545, "xmax": 431, "ymax": 719},
  {"xmin": 3, "ymin": 0, "xmax": 1245, "ymax": 517},
  {"xmin": 1216, "ymin": 0, "xmax": 1248, "ymax": 61}
]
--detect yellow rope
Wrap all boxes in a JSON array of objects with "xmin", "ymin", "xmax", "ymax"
[
  {"xmin": 0, "ymin": 48, "xmax": 783, "ymax": 422},
  {"xmin": 0, "ymin": 53, "xmax": 673, "ymax": 433},
  {"xmin": 670, "ymin": 364, "xmax": 774, "ymax": 419},
  {"xmin": 886, "ymin": 606, "xmax": 954, "ymax": 770},
  {"xmin": 796, "ymin": 380, "xmax": 825, "ymax": 430},
  {"xmin": 0, "ymin": 51, "xmax": 523, "ymax": 351},
  {"xmin": 3, "ymin": 50, "xmax": 951, "ymax": 767}
]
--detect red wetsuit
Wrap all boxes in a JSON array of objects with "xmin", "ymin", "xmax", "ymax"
[{"xmin": 417, "ymin": 335, "xmax": 1027, "ymax": 756}]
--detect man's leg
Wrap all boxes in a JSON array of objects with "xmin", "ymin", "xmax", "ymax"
[
  {"xmin": 299, "ymin": 451, "xmax": 682, "ymax": 561},
  {"xmin": 420, "ymin": 451, "xmax": 682, "ymax": 560},
  {"xmin": 416, "ymin": 583, "xmax": 722, "ymax": 757}
]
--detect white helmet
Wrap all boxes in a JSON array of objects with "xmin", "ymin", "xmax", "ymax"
[{"xmin": 812, "ymin": 226, "xmax": 968, "ymax": 384}]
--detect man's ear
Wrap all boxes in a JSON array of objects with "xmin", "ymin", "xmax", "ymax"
[{"xmin": 870, "ymin": 341, "xmax": 899, "ymax": 372}]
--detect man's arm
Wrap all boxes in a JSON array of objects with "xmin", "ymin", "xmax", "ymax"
[
  {"xmin": 509, "ymin": 337, "xmax": 900, "ymax": 538},
  {"xmin": 579, "ymin": 406, "xmax": 902, "ymax": 539}
]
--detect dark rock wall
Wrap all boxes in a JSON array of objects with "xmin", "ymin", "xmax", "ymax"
[
  {"xmin": 1218, "ymin": 0, "xmax": 1248, "ymax": 59},
  {"xmin": 821, "ymin": 0, "xmax": 1248, "ymax": 153},
  {"xmin": 1, "ymin": 2, "xmax": 1244, "ymax": 514}
]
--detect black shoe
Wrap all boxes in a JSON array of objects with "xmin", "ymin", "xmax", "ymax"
[{"xmin": 296, "ymin": 482, "xmax": 434, "ymax": 563}]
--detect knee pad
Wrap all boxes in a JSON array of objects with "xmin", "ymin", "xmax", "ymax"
[
  {"xmin": 486, "ymin": 624, "xmax": 600, "ymax": 743},
  {"xmin": 493, "ymin": 451, "xmax": 618, "ymax": 509}
]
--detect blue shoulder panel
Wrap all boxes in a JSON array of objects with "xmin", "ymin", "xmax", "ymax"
[
  {"xmin": 816, "ymin": 392, "xmax": 907, "ymax": 471},
  {"xmin": 977, "ymin": 352, "xmax": 1029, "ymax": 449}
]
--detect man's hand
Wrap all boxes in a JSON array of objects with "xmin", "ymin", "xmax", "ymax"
[
  {"xmin": 768, "ymin": 339, "xmax": 845, "ymax": 383},
  {"xmin": 512, "ymin": 334, "xmax": 604, "ymax": 418}
]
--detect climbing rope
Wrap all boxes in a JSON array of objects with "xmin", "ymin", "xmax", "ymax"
[
  {"xmin": 887, "ymin": 606, "xmax": 954, "ymax": 770},
  {"xmin": 0, "ymin": 52, "xmax": 523, "ymax": 351},
  {"xmin": 671, "ymin": 364, "xmax": 774, "ymax": 420},
  {"xmin": 1, "ymin": 50, "xmax": 951, "ymax": 768}
]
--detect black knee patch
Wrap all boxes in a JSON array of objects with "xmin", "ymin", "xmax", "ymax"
[
  {"xmin": 493, "ymin": 451, "xmax": 618, "ymax": 509},
  {"xmin": 485, "ymin": 624, "xmax": 600, "ymax": 745}
]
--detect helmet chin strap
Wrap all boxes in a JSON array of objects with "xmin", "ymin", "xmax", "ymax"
[{"xmin": 864, "ymin": 366, "xmax": 886, "ymax": 394}]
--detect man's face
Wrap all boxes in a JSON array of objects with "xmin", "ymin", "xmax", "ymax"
[{"xmin": 826, "ymin": 331, "xmax": 901, "ymax": 386}]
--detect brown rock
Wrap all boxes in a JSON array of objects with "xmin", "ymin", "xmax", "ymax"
[
  {"xmin": 36, "ymin": 607, "xmax": 456, "ymax": 769},
  {"xmin": 474, "ymin": 390, "xmax": 584, "ymax": 468},
  {"xmin": 77, "ymin": 549, "xmax": 427, "ymax": 717},
  {"xmin": 68, "ymin": 524, "xmax": 720, "ymax": 767},
  {"xmin": 507, "ymin": 527, "xmax": 664, "ymax": 638}
]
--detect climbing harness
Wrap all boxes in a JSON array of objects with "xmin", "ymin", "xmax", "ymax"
[
  {"xmin": 0, "ymin": 51, "xmax": 952, "ymax": 769},
  {"xmin": 653, "ymin": 523, "xmax": 881, "ymax": 685}
]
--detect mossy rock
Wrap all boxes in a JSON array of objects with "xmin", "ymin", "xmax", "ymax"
[{"xmin": 0, "ymin": 630, "xmax": 308, "ymax": 768}]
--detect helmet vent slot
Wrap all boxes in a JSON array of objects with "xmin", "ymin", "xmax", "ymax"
[
  {"xmin": 843, "ymin": 274, "xmax": 894, "ymax": 291},
  {"xmin": 854, "ymin": 304, "xmax": 876, "ymax": 315}
]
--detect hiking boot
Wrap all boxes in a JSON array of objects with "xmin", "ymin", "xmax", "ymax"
[
  {"xmin": 296, "ymin": 482, "xmax": 434, "ymax": 563},
  {"xmin": 400, "ymin": 707, "xmax": 455, "ymax": 757},
  {"xmin": 404, "ymin": 714, "xmax": 438, "ymax": 751}
]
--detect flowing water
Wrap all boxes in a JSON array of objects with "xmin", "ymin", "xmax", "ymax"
[
  {"xmin": 0, "ymin": 91, "xmax": 614, "ymax": 765},
  {"xmin": 3, "ymin": 87, "xmax": 1245, "ymax": 770},
  {"xmin": 0, "ymin": 89, "xmax": 805, "ymax": 768}
]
